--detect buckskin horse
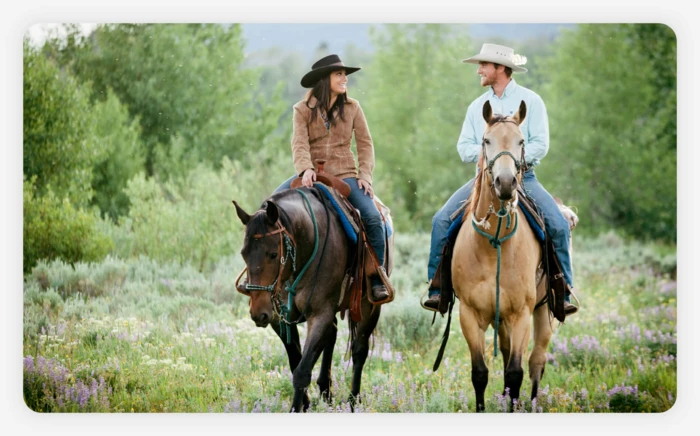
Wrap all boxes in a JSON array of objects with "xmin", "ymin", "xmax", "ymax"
[
  {"xmin": 450, "ymin": 100, "xmax": 560, "ymax": 412},
  {"xmin": 233, "ymin": 184, "xmax": 393, "ymax": 412}
]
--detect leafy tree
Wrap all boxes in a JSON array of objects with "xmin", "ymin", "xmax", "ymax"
[
  {"xmin": 23, "ymin": 41, "xmax": 107, "ymax": 207},
  {"xmin": 61, "ymin": 24, "xmax": 287, "ymax": 179},
  {"xmin": 363, "ymin": 24, "xmax": 479, "ymax": 231},
  {"xmin": 90, "ymin": 88, "xmax": 146, "ymax": 220},
  {"xmin": 538, "ymin": 24, "xmax": 676, "ymax": 241}
]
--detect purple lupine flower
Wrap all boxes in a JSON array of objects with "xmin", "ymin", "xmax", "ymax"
[{"xmin": 24, "ymin": 356, "xmax": 34, "ymax": 372}]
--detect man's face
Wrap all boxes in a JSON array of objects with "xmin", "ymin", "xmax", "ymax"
[{"xmin": 477, "ymin": 62, "xmax": 498, "ymax": 87}]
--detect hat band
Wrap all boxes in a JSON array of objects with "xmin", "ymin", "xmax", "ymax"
[{"xmin": 314, "ymin": 61, "xmax": 345, "ymax": 70}]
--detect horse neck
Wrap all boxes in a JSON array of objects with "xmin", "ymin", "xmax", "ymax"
[{"xmin": 277, "ymin": 192, "xmax": 326, "ymax": 261}]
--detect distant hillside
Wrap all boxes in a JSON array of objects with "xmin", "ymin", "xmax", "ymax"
[{"xmin": 241, "ymin": 23, "xmax": 575, "ymax": 61}]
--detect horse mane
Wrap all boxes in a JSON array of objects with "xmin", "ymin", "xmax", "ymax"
[
  {"xmin": 246, "ymin": 187, "xmax": 329, "ymax": 238},
  {"xmin": 246, "ymin": 189, "xmax": 300, "ymax": 237},
  {"xmin": 465, "ymin": 153, "xmax": 486, "ymax": 219},
  {"xmin": 488, "ymin": 114, "xmax": 510, "ymax": 126}
]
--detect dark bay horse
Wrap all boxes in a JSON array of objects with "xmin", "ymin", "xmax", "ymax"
[
  {"xmin": 233, "ymin": 186, "xmax": 389, "ymax": 412},
  {"xmin": 452, "ymin": 100, "xmax": 554, "ymax": 412}
]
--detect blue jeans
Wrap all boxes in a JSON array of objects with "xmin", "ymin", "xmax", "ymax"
[
  {"xmin": 275, "ymin": 176, "xmax": 386, "ymax": 268},
  {"xmin": 427, "ymin": 169, "xmax": 573, "ymax": 296}
]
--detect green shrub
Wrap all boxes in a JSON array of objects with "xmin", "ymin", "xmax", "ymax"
[{"xmin": 23, "ymin": 178, "xmax": 113, "ymax": 274}]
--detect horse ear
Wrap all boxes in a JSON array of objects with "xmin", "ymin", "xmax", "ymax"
[
  {"xmin": 233, "ymin": 200, "xmax": 251, "ymax": 225},
  {"xmin": 264, "ymin": 201, "xmax": 280, "ymax": 224},
  {"xmin": 482, "ymin": 101, "xmax": 493, "ymax": 124},
  {"xmin": 514, "ymin": 100, "xmax": 527, "ymax": 125}
]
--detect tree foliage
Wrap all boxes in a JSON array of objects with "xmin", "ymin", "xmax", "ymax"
[
  {"xmin": 62, "ymin": 24, "xmax": 287, "ymax": 179},
  {"xmin": 363, "ymin": 24, "xmax": 480, "ymax": 230},
  {"xmin": 537, "ymin": 24, "xmax": 676, "ymax": 241},
  {"xmin": 23, "ymin": 41, "xmax": 107, "ymax": 207}
]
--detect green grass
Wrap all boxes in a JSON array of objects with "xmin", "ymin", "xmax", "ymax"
[{"xmin": 22, "ymin": 231, "xmax": 676, "ymax": 413}]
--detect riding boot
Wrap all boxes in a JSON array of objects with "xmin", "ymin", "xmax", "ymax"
[
  {"xmin": 370, "ymin": 273, "xmax": 389, "ymax": 301},
  {"xmin": 563, "ymin": 287, "xmax": 579, "ymax": 315},
  {"xmin": 423, "ymin": 288, "xmax": 441, "ymax": 310}
]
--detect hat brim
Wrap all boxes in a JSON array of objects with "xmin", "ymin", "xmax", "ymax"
[
  {"xmin": 301, "ymin": 66, "xmax": 361, "ymax": 88},
  {"xmin": 462, "ymin": 54, "xmax": 527, "ymax": 73}
]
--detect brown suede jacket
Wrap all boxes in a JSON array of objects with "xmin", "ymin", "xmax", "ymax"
[{"xmin": 291, "ymin": 96, "xmax": 375, "ymax": 185}]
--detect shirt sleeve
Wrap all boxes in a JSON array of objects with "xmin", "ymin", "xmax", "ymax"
[
  {"xmin": 523, "ymin": 95, "xmax": 550, "ymax": 166},
  {"xmin": 353, "ymin": 103, "xmax": 375, "ymax": 185},
  {"xmin": 291, "ymin": 105, "xmax": 315, "ymax": 176},
  {"xmin": 456, "ymin": 103, "xmax": 482, "ymax": 163}
]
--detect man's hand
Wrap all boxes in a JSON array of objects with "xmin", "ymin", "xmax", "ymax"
[
  {"xmin": 302, "ymin": 169, "xmax": 317, "ymax": 188},
  {"xmin": 358, "ymin": 179, "xmax": 374, "ymax": 199}
]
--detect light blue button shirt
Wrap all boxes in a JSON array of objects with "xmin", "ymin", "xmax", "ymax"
[{"xmin": 456, "ymin": 79, "xmax": 549, "ymax": 167}]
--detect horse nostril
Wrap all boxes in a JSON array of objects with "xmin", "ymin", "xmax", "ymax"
[
  {"xmin": 495, "ymin": 176, "xmax": 501, "ymax": 188},
  {"xmin": 260, "ymin": 313, "xmax": 269, "ymax": 323}
]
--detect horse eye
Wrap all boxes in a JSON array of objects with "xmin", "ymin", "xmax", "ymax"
[
  {"xmin": 267, "ymin": 252, "xmax": 278, "ymax": 260},
  {"xmin": 483, "ymin": 139, "xmax": 490, "ymax": 145},
  {"xmin": 519, "ymin": 140, "xmax": 525, "ymax": 146}
]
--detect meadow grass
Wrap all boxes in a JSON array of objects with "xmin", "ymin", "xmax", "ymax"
[{"xmin": 23, "ymin": 232, "xmax": 676, "ymax": 413}]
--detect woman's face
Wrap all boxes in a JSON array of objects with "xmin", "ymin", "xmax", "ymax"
[{"xmin": 329, "ymin": 69, "xmax": 348, "ymax": 96}]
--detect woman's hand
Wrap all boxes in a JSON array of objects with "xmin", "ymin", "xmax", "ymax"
[
  {"xmin": 302, "ymin": 169, "xmax": 317, "ymax": 188},
  {"xmin": 358, "ymin": 179, "xmax": 374, "ymax": 199}
]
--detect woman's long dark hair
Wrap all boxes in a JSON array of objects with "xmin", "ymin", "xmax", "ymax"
[{"xmin": 305, "ymin": 73, "xmax": 347, "ymax": 127}]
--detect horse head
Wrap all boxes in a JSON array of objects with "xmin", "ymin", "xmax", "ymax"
[
  {"xmin": 234, "ymin": 199, "xmax": 289, "ymax": 328},
  {"xmin": 482, "ymin": 100, "xmax": 527, "ymax": 201}
]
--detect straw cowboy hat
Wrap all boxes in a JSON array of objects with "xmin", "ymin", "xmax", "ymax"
[
  {"xmin": 300, "ymin": 54, "xmax": 361, "ymax": 88},
  {"xmin": 462, "ymin": 43, "xmax": 528, "ymax": 73}
]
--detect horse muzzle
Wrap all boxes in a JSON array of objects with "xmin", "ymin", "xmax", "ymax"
[
  {"xmin": 494, "ymin": 173, "xmax": 518, "ymax": 201},
  {"xmin": 251, "ymin": 310, "xmax": 271, "ymax": 328}
]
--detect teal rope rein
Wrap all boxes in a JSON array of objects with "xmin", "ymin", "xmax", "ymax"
[
  {"xmin": 472, "ymin": 203, "xmax": 519, "ymax": 357},
  {"xmin": 278, "ymin": 190, "xmax": 319, "ymax": 343}
]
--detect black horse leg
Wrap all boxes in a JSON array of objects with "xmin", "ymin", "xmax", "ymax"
[
  {"xmin": 290, "ymin": 313, "xmax": 334, "ymax": 413},
  {"xmin": 348, "ymin": 303, "xmax": 381, "ymax": 410},
  {"xmin": 503, "ymin": 312, "xmax": 530, "ymax": 412},
  {"xmin": 317, "ymin": 316, "xmax": 338, "ymax": 404},
  {"xmin": 270, "ymin": 320, "xmax": 310, "ymax": 411}
]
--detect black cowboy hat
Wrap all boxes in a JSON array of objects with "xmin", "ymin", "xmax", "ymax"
[{"xmin": 300, "ymin": 54, "xmax": 361, "ymax": 88}]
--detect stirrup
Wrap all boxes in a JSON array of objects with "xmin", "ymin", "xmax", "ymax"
[{"xmin": 420, "ymin": 287, "xmax": 441, "ymax": 313}]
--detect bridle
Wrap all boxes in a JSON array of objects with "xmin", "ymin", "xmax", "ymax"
[
  {"xmin": 481, "ymin": 119, "xmax": 526, "ymax": 181},
  {"xmin": 236, "ymin": 190, "xmax": 326, "ymax": 344},
  {"xmin": 240, "ymin": 216, "xmax": 297, "ymax": 296}
]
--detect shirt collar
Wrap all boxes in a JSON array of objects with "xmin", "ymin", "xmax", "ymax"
[{"xmin": 490, "ymin": 78, "xmax": 518, "ymax": 98}]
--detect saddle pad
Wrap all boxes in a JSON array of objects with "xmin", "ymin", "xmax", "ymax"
[{"xmin": 314, "ymin": 183, "xmax": 393, "ymax": 245}]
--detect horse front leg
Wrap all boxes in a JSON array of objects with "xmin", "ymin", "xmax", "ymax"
[
  {"xmin": 348, "ymin": 301, "xmax": 381, "ymax": 411},
  {"xmin": 317, "ymin": 315, "xmax": 338, "ymax": 404},
  {"xmin": 460, "ymin": 306, "xmax": 488, "ymax": 412},
  {"xmin": 270, "ymin": 319, "xmax": 310, "ymax": 411},
  {"xmin": 529, "ymin": 301, "xmax": 553, "ymax": 402},
  {"xmin": 290, "ymin": 312, "xmax": 335, "ymax": 413},
  {"xmin": 497, "ymin": 321, "xmax": 512, "ymax": 397},
  {"xmin": 504, "ymin": 309, "xmax": 531, "ymax": 411}
]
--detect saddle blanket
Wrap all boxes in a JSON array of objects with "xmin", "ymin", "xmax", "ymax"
[{"xmin": 314, "ymin": 183, "xmax": 393, "ymax": 245}]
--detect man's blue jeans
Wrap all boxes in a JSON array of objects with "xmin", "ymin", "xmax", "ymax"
[
  {"xmin": 427, "ymin": 168, "xmax": 573, "ymax": 296},
  {"xmin": 275, "ymin": 175, "xmax": 386, "ymax": 267}
]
